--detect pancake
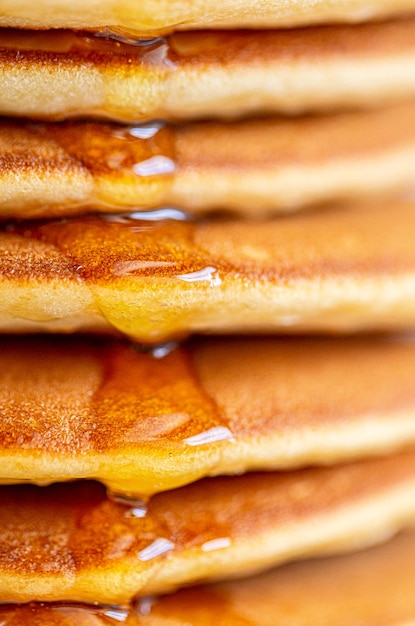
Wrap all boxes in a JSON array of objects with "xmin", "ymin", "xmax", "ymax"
[
  {"xmin": 2, "ymin": 451, "xmax": 415, "ymax": 603},
  {"xmin": 3, "ymin": 103, "xmax": 415, "ymax": 219},
  {"xmin": 2, "ymin": 335, "xmax": 415, "ymax": 495},
  {"xmin": 2, "ymin": 202, "xmax": 415, "ymax": 340},
  {"xmin": 0, "ymin": 0, "xmax": 415, "ymax": 33},
  {"xmin": 3, "ymin": 527, "xmax": 415, "ymax": 624},
  {"xmin": 2, "ymin": 20, "xmax": 415, "ymax": 121}
]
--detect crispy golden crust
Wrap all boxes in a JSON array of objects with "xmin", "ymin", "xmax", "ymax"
[
  {"xmin": 2, "ymin": 528, "xmax": 415, "ymax": 624},
  {"xmin": 2, "ymin": 20, "xmax": 415, "ymax": 120},
  {"xmin": 2, "ymin": 336, "xmax": 415, "ymax": 494},
  {"xmin": 0, "ymin": 0, "xmax": 415, "ymax": 32},
  {"xmin": 2, "ymin": 452, "xmax": 415, "ymax": 603},
  {"xmin": 2, "ymin": 204, "xmax": 415, "ymax": 340},
  {"xmin": 2, "ymin": 104, "xmax": 415, "ymax": 218}
]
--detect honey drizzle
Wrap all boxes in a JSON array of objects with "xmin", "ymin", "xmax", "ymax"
[
  {"xmin": 0, "ymin": 592, "xmax": 242, "ymax": 625},
  {"xmin": 0, "ymin": 336, "xmax": 233, "ymax": 446},
  {"xmin": 92, "ymin": 340, "xmax": 232, "ymax": 450},
  {"xmin": 0, "ymin": 602, "xmax": 133, "ymax": 625},
  {"xmin": 5, "ymin": 202, "xmax": 415, "ymax": 342},
  {"xmin": 31, "ymin": 121, "xmax": 178, "ymax": 211},
  {"xmin": 1, "ymin": 451, "xmax": 415, "ymax": 594},
  {"xmin": 0, "ymin": 29, "xmax": 174, "ymax": 64}
]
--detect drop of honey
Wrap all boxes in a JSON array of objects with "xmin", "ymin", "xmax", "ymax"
[
  {"xmin": 183, "ymin": 426, "xmax": 235, "ymax": 446},
  {"xmin": 94, "ymin": 31, "xmax": 166, "ymax": 47},
  {"xmin": 99, "ymin": 607, "xmax": 130, "ymax": 622},
  {"xmin": 126, "ymin": 123, "xmax": 163, "ymax": 139},
  {"xmin": 137, "ymin": 538, "xmax": 175, "ymax": 561},
  {"xmin": 146, "ymin": 341, "xmax": 180, "ymax": 358},
  {"xmin": 0, "ymin": 29, "xmax": 175, "ymax": 66},
  {"xmin": 134, "ymin": 596, "xmax": 157, "ymax": 617},
  {"xmin": 200, "ymin": 537, "xmax": 232, "ymax": 552},
  {"xmin": 0, "ymin": 602, "xmax": 132, "ymax": 625},
  {"xmin": 177, "ymin": 266, "xmax": 222, "ymax": 287},
  {"xmin": 107, "ymin": 492, "xmax": 148, "ymax": 518}
]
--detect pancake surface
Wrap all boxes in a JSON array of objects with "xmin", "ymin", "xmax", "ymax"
[
  {"xmin": 2, "ymin": 20, "xmax": 415, "ymax": 121},
  {"xmin": 2, "ymin": 203, "xmax": 415, "ymax": 340},
  {"xmin": 1, "ymin": 0, "xmax": 415, "ymax": 32},
  {"xmin": 2, "ymin": 452, "xmax": 415, "ymax": 603},
  {"xmin": 2, "ymin": 335, "xmax": 415, "ymax": 494},
  {"xmin": 2, "ymin": 527, "xmax": 415, "ymax": 623},
  {"xmin": 2, "ymin": 103, "xmax": 415, "ymax": 218}
]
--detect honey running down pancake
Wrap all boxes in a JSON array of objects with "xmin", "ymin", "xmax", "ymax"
[
  {"xmin": 2, "ymin": 202, "xmax": 415, "ymax": 340},
  {"xmin": 0, "ymin": 0, "xmax": 415, "ymax": 33},
  {"xmin": 3, "ymin": 103, "xmax": 415, "ymax": 219},
  {"xmin": 2, "ymin": 452, "xmax": 415, "ymax": 603},
  {"xmin": 2, "ymin": 20, "xmax": 415, "ymax": 121},
  {"xmin": 2, "ymin": 527, "xmax": 415, "ymax": 624},
  {"xmin": 2, "ymin": 335, "xmax": 415, "ymax": 495}
]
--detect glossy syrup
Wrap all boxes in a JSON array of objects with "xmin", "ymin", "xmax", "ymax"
[
  {"xmin": 3, "ymin": 453, "xmax": 413, "ymax": 594},
  {"xmin": 0, "ymin": 602, "xmax": 133, "ymax": 625},
  {"xmin": 0, "ymin": 29, "xmax": 176, "ymax": 65},
  {"xmin": 91, "ymin": 341, "xmax": 234, "ymax": 449},
  {"xmin": 0, "ymin": 336, "xmax": 238, "ymax": 495},
  {"xmin": 6, "ymin": 215, "xmax": 230, "ymax": 342},
  {"xmin": 31, "ymin": 120, "xmax": 178, "ymax": 211}
]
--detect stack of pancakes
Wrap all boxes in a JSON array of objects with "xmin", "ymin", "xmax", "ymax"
[{"xmin": 1, "ymin": 1, "xmax": 415, "ymax": 623}]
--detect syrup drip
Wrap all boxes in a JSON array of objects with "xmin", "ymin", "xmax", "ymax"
[
  {"xmin": 99, "ymin": 607, "xmax": 129, "ymax": 622},
  {"xmin": 29, "ymin": 118, "xmax": 179, "ymax": 213},
  {"xmin": 94, "ymin": 31, "xmax": 166, "ymax": 48},
  {"xmin": 146, "ymin": 340, "xmax": 180, "ymax": 358},
  {"xmin": 126, "ymin": 123, "xmax": 163, "ymax": 139},
  {"xmin": 0, "ymin": 603, "xmax": 132, "ymax": 625},
  {"xmin": 106, "ymin": 492, "xmax": 148, "ymax": 518},
  {"xmin": 0, "ymin": 29, "xmax": 174, "ymax": 66},
  {"xmin": 134, "ymin": 596, "xmax": 157, "ymax": 617}
]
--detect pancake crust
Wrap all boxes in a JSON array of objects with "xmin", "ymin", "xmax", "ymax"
[
  {"xmin": 4, "ymin": 527, "xmax": 414, "ymax": 624},
  {"xmin": 2, "ymin": 452, "xmax": 415, "ymax": 603},
  {"xmin": 2, "ymin": 203, "xmax": 415, "ymax": 340},
  {"xmin": 0, "ymin": 0, "xmax": 415, "ymax": 33},
  {"xmin": 3, "ymin": 103, "xmax": 415, "ymax": 218},
  {"xmin": 2, "ymin": 20, "xmax": 415, "ymax": 121},
  {"xmin": 2, "ymin": 336, "xmax": 415, "ymax": 495}
]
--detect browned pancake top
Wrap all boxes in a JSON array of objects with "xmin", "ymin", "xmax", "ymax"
[
  {"xmin": 2, "ymin": 102, "xmax": 415, "ymax": 219},
  {"xmin": 1, "ymin": 19, "xmax": 415, "ymax": 68},
  {"xmin": 0, "ymin": 335, "xmax": 415, "ymax": 455},
  {"xmin": 1, "ymin": 452, "xmax": 415, "ymax": 581},
  {"xmin": 2, "ymin": 527, "xmax": 415, "ymax": 624},
  {"xmin": 5, "ymin": 203, "xmax": 415, "ymax": 283},
  {"xmin": 0, "ymin": 19, "xmax": 415, "ymax": 123}
]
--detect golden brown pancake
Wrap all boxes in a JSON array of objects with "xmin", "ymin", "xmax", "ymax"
[
  {"xmin": 3, "ymin": 103, "xmax": 415, "ymax": 218},
  {"xmin": 2, "ymin": 335, "xmax": 415, "ymax": 495},
  {"xmin": 2, "ymin": 20, "xmax": 415, "ymax": 121},
  {"xmin": 2, "ymin": 452, "xmax": 415, "ymax": 603},
  {"xmin": 0, "ymin": 0, "xmax": 415, "ymax": 33},
  {"xmin": 3, "ymin": 527, "xmax": 415, "ymax": 624},
  {"xmin": 2, "ymin": 203, "xmax": 415, "ymax": 340}
]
